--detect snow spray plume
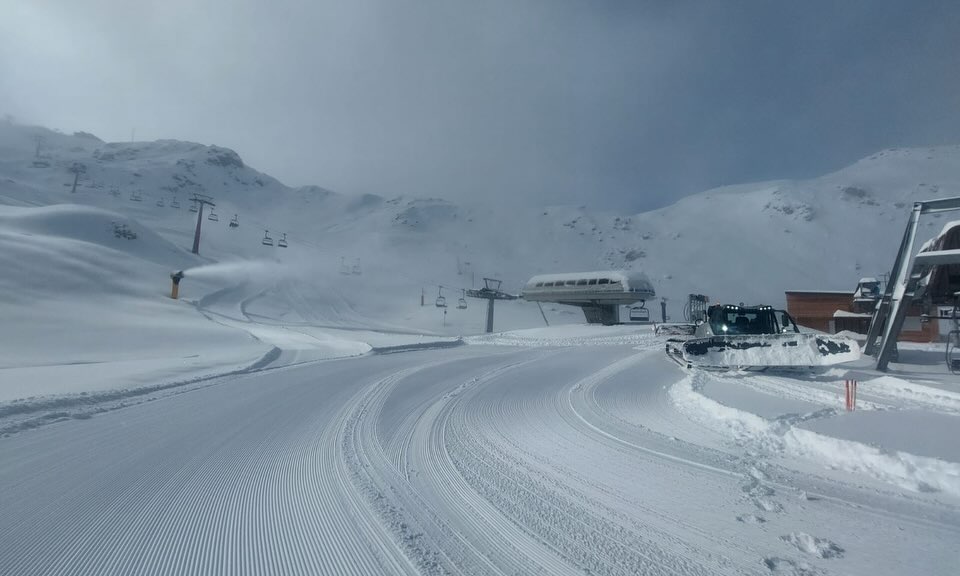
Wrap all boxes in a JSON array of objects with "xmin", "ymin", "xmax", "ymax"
[{"xmin": 181, "ymin": 261, "xmax": 284, "ymax": 281}]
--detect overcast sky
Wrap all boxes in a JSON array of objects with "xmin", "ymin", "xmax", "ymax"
[{"xmin": 1, "ymin": 1, "xmax": 958, "ymax": 211}]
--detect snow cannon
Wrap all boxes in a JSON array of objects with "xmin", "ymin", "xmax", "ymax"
[{"xmin": 170, "ymin": 270, "xmax": 185, "ymax": 299}]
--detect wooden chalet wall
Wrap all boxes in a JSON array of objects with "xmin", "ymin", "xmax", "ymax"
[
  {"xmin": 785, "ymin": 291, "xmax": 853, "ymax": 333},
  {"xmin": 785, "ymin": 290, "xmax": 939, "ymax": 342}
]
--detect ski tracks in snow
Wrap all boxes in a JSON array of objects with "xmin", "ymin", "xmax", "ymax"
[
  {"xmin": 3, "ymin": 345, "xmax": 960, "ymax": 575},
  {"xmin": 343, "ymin": 346, "xmax": 749, "ymax": 575}
]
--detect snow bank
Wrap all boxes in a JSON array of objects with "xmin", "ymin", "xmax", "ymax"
[
  {"xmin": 670, "ymin": 372, "xmax": 960, "ymax": 497},
  {"xmin": 866, "ymin": 375, "xmax": 960, "ymax": 413}
]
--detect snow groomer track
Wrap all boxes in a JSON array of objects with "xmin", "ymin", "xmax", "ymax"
[{"xmin": 2, "ymin": 340, "xmax": 958, "ymax": 575}]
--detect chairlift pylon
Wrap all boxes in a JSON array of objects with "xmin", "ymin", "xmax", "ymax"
[
  {"xmin": 229, "ymin": 214, "xmax": 239, "ymax": 228},
  {"xmin": 435, "ymin": 287, "xmax": 447, "ymax": 308},
  {"xmin": 278, "ymin": 233, "xmax": 288, "ymax": 248},
  {"xmin": 262, "ymin": 230, "xmax": 274, "ymax": 246}
]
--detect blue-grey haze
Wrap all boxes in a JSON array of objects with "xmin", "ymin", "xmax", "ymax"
[{"xmin": 1, "ymin": 0, "xmax": 957, "ymax": 210}]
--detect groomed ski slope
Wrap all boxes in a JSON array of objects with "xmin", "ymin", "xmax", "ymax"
[
  {"xmin": 2, "ymin": 337, "xmax": 958, "ymax": 576},
  {"xmin": 2, "ymin": 123, "xmax": 960, "ymax": 575}
]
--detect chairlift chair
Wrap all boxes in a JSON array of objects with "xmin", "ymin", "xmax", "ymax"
[
  {"xmin": 352, "ymin": 259, "xmax": 361, "ymax": 275},
  {"xmin": 435, "ymin": 287, "xmax": 447, "ymax": 308},
  {"xmin": 229, "ymin": 214, "xmax": 239, "ymax": 228},
  {"xmin": 339, "ymin": 257, "xmax": 352, "ymax": 275},
  {"xmin": 208, "ymin": 210, "xmax": 219, "ymax": 222},
  {"xmin": 262, "ymin": 230, "xmax": 274, "ymax": 246},
  {"xmin": 629, "ymin": 305, "xmax": 650, "ymax": 322},
  {"xmin": 457, "ymin": 289, "xmax": 468, "ymax": 309},
  {"xmin": 170, "ymin": 197, "xmax": 180, "ymax": 208},
  {"xmin": 278, "ymin": 233, "xmax": 288, "ymax": 248},
  {"xmin": 189, "ymin": 202, "xmax": 198, "ymax": 213},
  {"xmin": 156, "ymin": 198, "xmax": 165, "ymax": 207}
]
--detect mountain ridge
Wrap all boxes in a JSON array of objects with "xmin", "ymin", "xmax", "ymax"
[{"xmin": 2, "ymin": 120, "xmax": 959, "ymax": 321}]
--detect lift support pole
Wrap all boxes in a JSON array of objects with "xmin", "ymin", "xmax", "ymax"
[
  {"xmin": 467, "ymin": 278, "xmax": 518, "ymax": 334},
  {"xmin": 865, "ymin": 196, "xmax": 960, "ymax": 371},
  {"xmin": 189, "ymin": 194, "xmax": 215, "ymax": 255},
  {"xmin": 537, "ymin": 302, "xmax": 550, "ymax": 326}
]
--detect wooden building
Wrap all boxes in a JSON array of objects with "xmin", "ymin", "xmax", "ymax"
[
  {"xmin": 784, "ymin": 290, "xmax": 853, "ymax": 333},
  {"xmin": 784, "ymin": 287, "xmax": 938, "ymax": 342},
  {"xmin": 783, "ymin": 223, "xmax": 960, "ymax": 344},
  {"xmin": 832, "ymin": 310, "xmax": 873, "ymax": 334}
]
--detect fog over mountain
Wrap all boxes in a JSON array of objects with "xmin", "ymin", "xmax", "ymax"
[{"xmin": 1, "ymin": 1, "xmax": 958, "ymax": 210}]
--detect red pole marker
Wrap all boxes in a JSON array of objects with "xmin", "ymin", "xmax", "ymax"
[{"xmin": 845, "ymin": 380, "xmax": 858, "ymax": 411}]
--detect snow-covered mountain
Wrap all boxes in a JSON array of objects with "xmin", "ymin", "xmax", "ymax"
[
  {"xmin": 8, "ymin": 127, "xmax": 960, "ymax": 576},
  {"xmin": 3, "ymin": 120, "xmax": 959, "ymax": 335}
]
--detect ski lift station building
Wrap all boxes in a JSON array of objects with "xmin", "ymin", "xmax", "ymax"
[{"xmin": 521, "ymin": 270, "xmax": 655, "ymax": 325}]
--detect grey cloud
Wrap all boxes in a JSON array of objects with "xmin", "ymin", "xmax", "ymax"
[{"xmin": 1, "ymin": 0, "xmax": 957, "ymax": 211}]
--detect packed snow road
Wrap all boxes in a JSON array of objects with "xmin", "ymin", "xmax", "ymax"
[{"xmin": 2, "ymin": 343, "xmax": 958, "ymax": 575}]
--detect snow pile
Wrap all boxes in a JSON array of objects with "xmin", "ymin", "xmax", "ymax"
[{"xmin": 670, "ymin": 372, "xmax": 960, "ymax": 497}]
